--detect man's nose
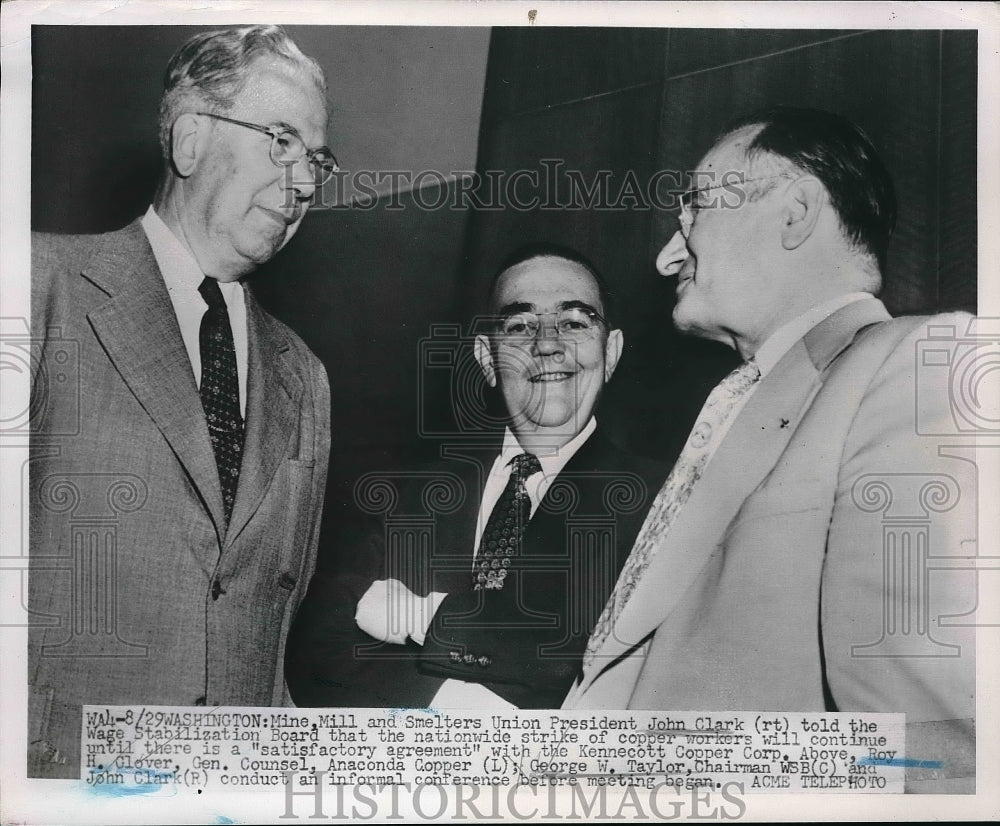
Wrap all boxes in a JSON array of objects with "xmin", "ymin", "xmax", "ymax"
[
  {"xmin": 533, "ymin": 322, "xmax": 566, "ymax": 355},
  {"xmin": 283, "ymin": 157, "xmax": 317, "ymax": 202},
  {"xmin": 655, "ymin": 230, "xmax": 690, "ymax": 277}
]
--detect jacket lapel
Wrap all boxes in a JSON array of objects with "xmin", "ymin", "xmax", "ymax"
[
  {"xmin": 435, "ymin": 456, "xmax": 487, "ymax": 592},
  {"xmin": 434, "ymin": 444, "xmax": 502, "ymax": 590},
  {"xmin": 580, "ymin": 298, "xmax": 892, "ymax": 688},
  {"xmin": 223, "ymin": 292, "xmax": 301, "ymax": 547},
  {"xmin": 524, "ymin": 429, "xmax": 611, "ymax": 543},
  {"xmin": 83, "ymin": 222, "xmax": 227, "ymax": 555}
]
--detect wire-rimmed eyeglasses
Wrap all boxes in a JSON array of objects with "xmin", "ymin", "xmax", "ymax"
[
  {"xmin": 494, "ymin": 308, "xmax": 608, "ymax": 344},
  {"xmin": 197, "ymin": 112, "xmax": 339, "ymax": 187},
  {"xmin": 678, "ymin": 173, "xmax": 791, "ymax": 237}
]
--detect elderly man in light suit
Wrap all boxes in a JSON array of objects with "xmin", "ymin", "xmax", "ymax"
[
  {"xmin": 565, "ymin": 108, "xmax": 975, "ymax": 792},
  {"xmin": 29, "ymin": 26, "xmax": 333, "ymax": 777}
]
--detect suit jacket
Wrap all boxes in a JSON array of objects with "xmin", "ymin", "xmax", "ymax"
[
  {"xmin": 563, "ymin": 299, "xmax": 976, "ymax": 786},
  {"xmin": 28, "ymin": 221, "xmax": 331, "ymax": 778},
  {"xmin": 285, "ymin": 430, "xmax": 667, "ymax": 708}
]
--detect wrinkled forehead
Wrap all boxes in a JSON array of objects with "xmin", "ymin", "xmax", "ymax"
[
  {"xmin": 492, "ymin": 256, "xmax": 603, "ymax": 313},
  {"xmin": 232, "ymin": 57, "xmax": 328, "ymax": 142}
]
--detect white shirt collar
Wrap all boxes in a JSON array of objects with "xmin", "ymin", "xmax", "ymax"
[
  {"xmin": 141, "ymin": 205, "xmax": 242, "ymax": 305},
  {"xmin": 753, "ymin": 292, "xmax": 874, "ymax": 377},
  {"xmin": 140, "ymin": 205, "xmax": 248, "ymax": 415},
  {"xmin": 498, "ymin": 416, "xmax": 598, "ymax": 480}
]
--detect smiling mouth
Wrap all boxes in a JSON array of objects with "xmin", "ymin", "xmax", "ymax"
[{"xmin": 529, "ymin": 372, "xmax": 576, "ymax": 383}]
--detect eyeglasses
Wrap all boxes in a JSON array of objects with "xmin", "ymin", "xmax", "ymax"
[
  {"xmin": 678, "ymin": 173, "xmax": 790, "ymax": 237},
  {"xmin": 197, "ymin": 112, "xmax": 339, "ymax": 186},
  {"xmin": 495, "ymin": 308, "xmax": 607, "ymax": 343}
]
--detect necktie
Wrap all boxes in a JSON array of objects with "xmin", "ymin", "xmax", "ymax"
[
  {"xmin": 584, "ymin": 359, "xmax": 761, "ymax": 664},
  {"xmin": 198, "ymin": 277, "xmax": 244, "ymax": 525},
  {"xmin": 473, "ymin": 452, "xmax": 543, "ymax": 591}
]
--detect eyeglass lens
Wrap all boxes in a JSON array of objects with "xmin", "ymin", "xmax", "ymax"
[
  {"xmin": 270, "ymin": 130, "xmax": 337, "ymax": 185},
  {"xmin": 500, "ymin": 309, "xmax": 599, "ymax": 338}
]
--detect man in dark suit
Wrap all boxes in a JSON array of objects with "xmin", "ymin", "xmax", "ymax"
[
  {"xmin": 286, "ymin": 245, "xmax": 666, "ymax": 709},
  {"xmin": 29, "ymin": 26, "xmax": 333, "ymax": 777}
]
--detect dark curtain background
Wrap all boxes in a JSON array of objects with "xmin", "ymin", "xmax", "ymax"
[{"xmin": 31, "ymin": 26, "xmax": 977, "ymax": 572}]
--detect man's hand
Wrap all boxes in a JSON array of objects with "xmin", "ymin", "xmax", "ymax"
[{"xmin": 355, "ymin": 579, "xmax": 446, "ymax": 645}]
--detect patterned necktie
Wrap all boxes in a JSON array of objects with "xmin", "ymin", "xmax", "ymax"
[
  {"xmin": 473, "ymin": 452, "xmax": 543, "ymax": 591},
  {"xmin": 198, "ymin": 277, "xmax": 244, "ymax": 525},
  {"xmin": 584, "ymin": 359, "xmax": 761, "ymax": 665}
]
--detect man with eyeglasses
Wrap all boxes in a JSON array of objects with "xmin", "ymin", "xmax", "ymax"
[
  {"xmin": 564, "ymin": 107, "xmax": 974, "ymax": 791},
  {"xmin": 286, "ymin": 245, "xmax": 666, "ymax": 709},
  {"xmin": 29, "ymin": 26, "xmax": 332, "ymax": 777}
]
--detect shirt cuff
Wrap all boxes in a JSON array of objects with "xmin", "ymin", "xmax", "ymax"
[{"xmin": 409, "ymin": 591, "xmax": 449, "ymax": 646}]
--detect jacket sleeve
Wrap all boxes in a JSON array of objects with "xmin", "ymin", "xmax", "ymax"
[
  {"xmin": 822, "ymin": 313, "xmax": 976, "ymax": 789},
  {"xmin": 417, "ymin": 572, "xmax": 585, "ymax": 707},
  {"xmin": 284, "ymin": 514, "xmax": 443, "ymax": 709},
  {"xmin": 417, "ymin": 459, "xmax": 665, "ymax": 707}
]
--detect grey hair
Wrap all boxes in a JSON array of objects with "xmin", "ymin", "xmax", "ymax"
[{"xmin": 157, "ymin": 25, "xmax": 326, "ymax": 159}]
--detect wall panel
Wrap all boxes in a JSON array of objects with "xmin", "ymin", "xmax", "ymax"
[
  {"xmin": 938, "ymin": 30, "xmax": 978, "ymax": 311},
  {"xmin": 468, "ymin": 28, "xmax": 977, "ymax": 464},
  {"xmin": 655, "ymin": 30, "xmax": 945, "ymax": 313},
  {"xmin": 483, "ymin": 27, "xmax": 666, "ymax": 119}
]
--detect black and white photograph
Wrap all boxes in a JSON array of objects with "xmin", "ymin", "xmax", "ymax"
[{"xmin": 2, "ymin": 1, "xmax": 997, "ymax": 822}]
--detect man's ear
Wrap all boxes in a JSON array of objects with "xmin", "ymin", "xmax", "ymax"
[
  {"xmin": 603, "ymin": 328, "xmax": 623, "ymax": 382},
  {"xmin": 170, "ymin": 113, "xmax": 208, "ymax": 178},
  {"xmin": 780, "ymin": 175, "xmax": 824, "ymax": 251},
  {"xmin": 474, "ymin": 334, "xmax": 497, "ymax": 387}
]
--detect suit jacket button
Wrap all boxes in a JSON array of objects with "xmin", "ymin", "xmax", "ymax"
[
  {"xmin": 211, "ymin": 579, "xmax": 225, "ymax": 600},
  {"xmin": 278, "ymin": 572, "xmax": 297, "ymax": 591}
]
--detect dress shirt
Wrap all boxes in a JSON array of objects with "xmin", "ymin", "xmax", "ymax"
[
  {"xmin": 754, "ymin": 292, "xmax": 874, "ymax": 377},
  {"xmin": 700, "ymin": 292, "xmax": 875, "ymax": 458},
  {"xmin": 473, "ymin": 417, "xmax": 598, "ymax": 552},
  {"xmin": 141, "ymin": 206, "xmax": 248, "ymax": 415}
]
